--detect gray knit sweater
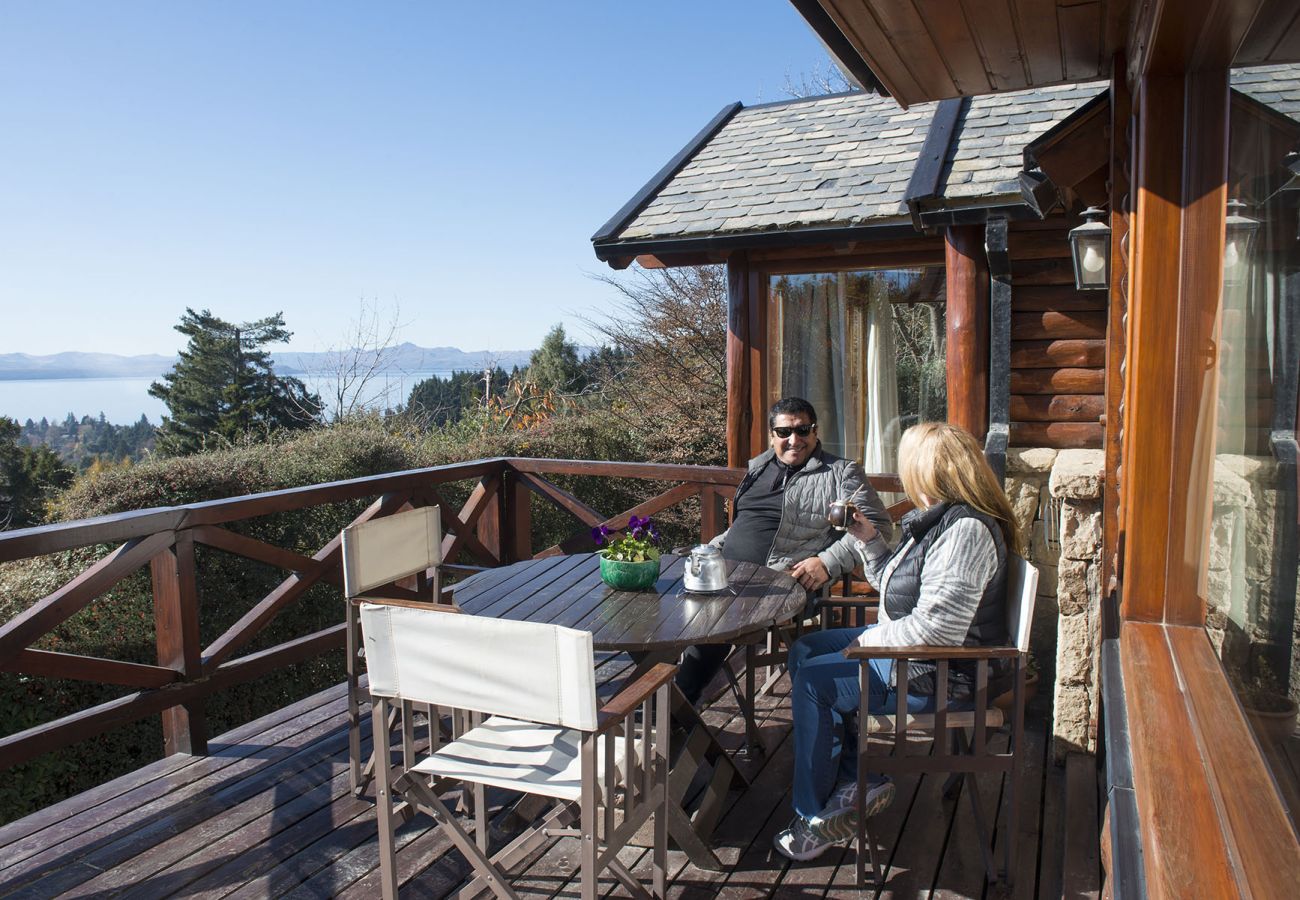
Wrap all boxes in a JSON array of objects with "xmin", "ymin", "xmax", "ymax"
[{"xmin": 850, "ymin": 518, "xmax": 999, "ymax": 649}]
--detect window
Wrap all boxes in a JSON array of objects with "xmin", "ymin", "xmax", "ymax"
[
  {"xmin": 766, "ymin": 267, "xmax": 946, "ymax": 473},
  {"xmin": 1208, "ymin": 99, "xmax": 1300, "ymax": 827}
]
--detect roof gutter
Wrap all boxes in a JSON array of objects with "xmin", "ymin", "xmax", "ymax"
[
  {"xmin": 592, "ymin": 220, "xmax": 922, "ymax": 264},
  {"xmin": 903, "ymin": 96, "xmax": 969, "ymax": 231}
]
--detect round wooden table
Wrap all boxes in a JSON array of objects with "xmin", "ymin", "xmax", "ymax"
[
  {"xmin": 451, "ymin": 551, "xmax": 806, "ymax": 870},
  {"xmin": 452, "ymin": 551, "xmax": 806, "ymax": 654}
]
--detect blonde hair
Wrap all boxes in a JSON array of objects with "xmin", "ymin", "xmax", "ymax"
[{"xmin": 897, "ymin": 422, "xmax": 1022, "ymax": 556}]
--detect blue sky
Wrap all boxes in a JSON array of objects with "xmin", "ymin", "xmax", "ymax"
[{"xmin": 0, "ymin": 1, "xmax": 834, "ymax": 357}]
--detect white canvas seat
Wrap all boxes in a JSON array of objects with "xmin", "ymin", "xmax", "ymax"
[
  {"xmin": 847, "ymin": 554, "xmax": 1039, "ymax": 889},
  {"xmin": 359, "ymin": 600, "xmax": 673, "ymax": 900},
  {"xmin": 415, "ymin": 715, "xmax": 635, "ymax": 801},
  {"xmin": 340, "ymin": 504, "xmax": 448, "ymax": 795}
]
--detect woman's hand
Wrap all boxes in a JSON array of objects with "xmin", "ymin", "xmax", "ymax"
[{"xmin": 846, "ymin": 509, "xmax": 879, "ymax": 543}]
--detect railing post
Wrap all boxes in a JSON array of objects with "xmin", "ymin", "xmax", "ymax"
[
  {"xmin": 151, "ymin": 529, "xmax": 208, "ymax": 755},
  {"xmin": 699, "ymin": 486, "xmax": 727, "ymax": 542},
  {"xmin": 504, "ymin": 468, "xmax": 532, "ymax": 562},
  {"xmin": 476, "ymin": 478, "xmax": 502, "ymax": 563}
]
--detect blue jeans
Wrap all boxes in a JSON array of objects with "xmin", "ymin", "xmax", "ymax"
[{"xmin": 788, "ymin": 626, "xmax": 933, "ymax": 819}]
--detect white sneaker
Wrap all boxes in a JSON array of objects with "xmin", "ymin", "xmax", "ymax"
[
  {"xmin": 772, "ymin": 813, "xmax": 855, "ymax": 862},
  {"xmin": 819, "ymin": 778, "xmax": 895, "ymax": 820}
]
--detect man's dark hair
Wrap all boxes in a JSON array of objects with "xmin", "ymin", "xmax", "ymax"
[{"xmin": 768, "ymin": 397, "xmax": 817, "ymax": 431}]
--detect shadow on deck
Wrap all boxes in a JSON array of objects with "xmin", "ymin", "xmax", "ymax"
[{"xmin": 0, "ymin": 658, "xmax": 1101, "ymax": 899}]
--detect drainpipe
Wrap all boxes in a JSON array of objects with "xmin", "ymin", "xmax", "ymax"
[{"xmin": 984, "ymin": 217, "xmax": 1011, "ymax": 480}]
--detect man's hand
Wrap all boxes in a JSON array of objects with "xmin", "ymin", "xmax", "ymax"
[{"xmin": 789, "ymin": 556, "xmax": 830, "ymax": 591}]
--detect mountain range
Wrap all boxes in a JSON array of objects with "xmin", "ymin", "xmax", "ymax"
[{"xmin": 0, "ymin": 344, "xmax": 535, "ymax": 380}]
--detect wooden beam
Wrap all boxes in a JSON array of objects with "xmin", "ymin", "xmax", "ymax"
[
  {"xmin": 516, "ymin": 472, "xmax": 604, "ymax": 528},
  {"xmin": 1121, "ymin": 72, "xmax": 1185, "ymax": 621},
  {"xmin": 726, "ymin": 253, "xmax": 752, "ymax": 468},
  {"xmin": 200, "ymin": 491, "xmax": 408, "ymax": 672},
  {"xmin": 945, "ymin": 224, "xmax": 989, "ymax": 440},
  {"xmin": 152, "ymin": 531, "xmax": 207, "ymax": 755},
  {"xmin": 0, "ymin": 649, "xmax": 178, "ymax": 689},
  {"xmin": 1163, "ymin": 69, "xmax": 1231, "ymax": 626},
  {"xmin": 0, "ymin": 531, "xmax": 174, "ymax": 662},
  {"xmin": 192, "ymin": 524, "xmax": 334, "ymax": 582},
  {"xmin": 1009, "ymin": 311, "xmax": 1108, "ymax": 341},
  {"xmin": 1009, "ymin": 422, "xmax": 1103, "ymax": 449},
  {"xmin": 505, "ymin": 458, "xmax": 742, "ymax": 487},
  {"xmin": 1103, "ymin": 53, "xmax": 1132, "ymax": 605},
  {"xmin": 1009, "ymin": 394, "xmax": 1105, "ymax": 422},
  {"xmin": 1009, "ymin": 339, "xmax": 1106, "ymax": 369},
  {"xmin": 748, "ymin": 261, "xmax": 769, "ymax": 458},
  {"xmin": 1011, "ymin": 367, "xmax": 1105, "ymax": 394}
]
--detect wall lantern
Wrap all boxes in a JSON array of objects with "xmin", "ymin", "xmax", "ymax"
[
  {"xmin": 1068, "ymin": 206, "xmax": 1111, "ymax": 291},
  {"xmin": 1223, "ymin": 199, "xmax": 1261, "ymax": 287}
]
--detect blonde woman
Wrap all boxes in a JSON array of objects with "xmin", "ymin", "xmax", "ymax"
[{"xmin": 774, "ymin": 422, "xmax": 1022, "ymax": 862}]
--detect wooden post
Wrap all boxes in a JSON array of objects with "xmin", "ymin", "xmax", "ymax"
[
  {"xmin": 726, "ymin": 253, "xmax": 752, "ymax": 468},
  {"xmin": 477, "ymin": 476, "xmax": 503, "ymax": 564},
  {"xmin": 699, "ymin": 486, "xmax": 727, "ymax": 542},
  {"xmin": 945, "ymin": 225, "xmax": 990, "ymax": 440},
  {"xmin": 504, "ymin": 468, "xmax": 532, "ymax": 562},
  {"xmin": 747, "ymin": 265, "xmax": 769, "ymax": 458},
  {"xmin": 151, "ymin": 530, "xmax": 207, "ymax": 755},
  {"xmin": 1101, "ymin": 53, "xmax": 1132, "ymax": 611}
]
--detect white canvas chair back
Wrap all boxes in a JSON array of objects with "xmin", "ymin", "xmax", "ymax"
[
  {"xmin": 1005, "ymin": 554, "xmax": 1039, "ymax": 655},
  {"xmin": 342, "ymin": 505, "xmax": 441, "ymax": 598},
  {"xmin": 359, "ymin": 602, "xmax": 599, "ymax": 731}
]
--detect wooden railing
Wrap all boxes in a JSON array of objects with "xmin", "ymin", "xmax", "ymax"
[{"xmin": 0, "ymin": 456, "xmax": 902, "ymax": 773}]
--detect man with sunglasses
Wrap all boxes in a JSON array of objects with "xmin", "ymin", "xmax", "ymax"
[{"xmin": 675, "ymin": 397, "xmax": 892, "ymax": 706}]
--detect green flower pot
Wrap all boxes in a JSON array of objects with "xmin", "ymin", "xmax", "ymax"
[{"xmin": 598, "ymin": 554, "xmax": 661, "ymax": 591}]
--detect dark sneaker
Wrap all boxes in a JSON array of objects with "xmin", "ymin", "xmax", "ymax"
[
  {"xmin": 772, "ymin": 813, "xmax": 856, "ymax": 862},
  {"xmin": 820, "ymin": 778, "xmax": 895, "ymax": 820}
]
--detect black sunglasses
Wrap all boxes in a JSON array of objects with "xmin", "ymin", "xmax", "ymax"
[{"xmin": 772, "ymin": 424, "xmax": 815, "ymax": 438}]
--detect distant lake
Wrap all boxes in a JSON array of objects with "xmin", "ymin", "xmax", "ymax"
[{"xmin": 0, "ymin": 371, "xmax": 457, "ymax": 426}]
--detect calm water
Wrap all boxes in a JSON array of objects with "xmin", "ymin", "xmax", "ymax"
[{"xmin": 0, "ymin": 372, "xmax": 454, "ymax": 426}]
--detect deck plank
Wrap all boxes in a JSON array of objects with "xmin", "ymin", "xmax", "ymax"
[
  {"xmin": 931, "ymin": 731, "xmax": 1011, "ymax": 899},
  {"xmin": 0, "ymin": 670, "xmax": 1090, "ymax": 900},
  {"xmin": 1061, "ymin": 753, "xmax": 1101, "ymax": 899},
  {"xmin": 0, "ymin": 682, "xmax": 349, "ymax": 872},
  {"xmin": 3, "ymin": 709, "xmax": 354, "ymax": 897}
]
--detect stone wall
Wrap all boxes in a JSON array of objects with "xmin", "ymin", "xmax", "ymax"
[{"xmin": 1005, "ymin": 447, "xmax": 1105, "ymax": 762}]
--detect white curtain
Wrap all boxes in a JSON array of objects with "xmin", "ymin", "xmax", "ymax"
[
  {"xmin": 863, "ymin": 279, "xmax": 900, "ymax": 475},
  {"xmin": 782, "ymin": 276, "xmax": 847, "ymax": 455}
]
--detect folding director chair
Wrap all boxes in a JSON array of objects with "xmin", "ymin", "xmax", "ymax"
[{"xmin": 358, "ymin": 601, "xmax": 674, "ymax": 899}]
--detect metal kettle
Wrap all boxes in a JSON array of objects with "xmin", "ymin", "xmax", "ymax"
[{"xmin": 683, "ymin": 544, "xmax": 728, "ymax": 593}]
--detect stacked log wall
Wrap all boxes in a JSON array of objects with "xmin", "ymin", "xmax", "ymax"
[{"xmin": 1007, "ymin": 217, "xmax": 1107, "ymax": 450}]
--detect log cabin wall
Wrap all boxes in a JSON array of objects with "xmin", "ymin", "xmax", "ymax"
[{"xmin": 1007, "ymin": 216, "xmax": 1107, "ymax": 450}]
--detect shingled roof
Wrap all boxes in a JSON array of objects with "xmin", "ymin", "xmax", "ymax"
[
  {"xmin": 593, "ymin": 65, "xmax": 1300, "ymax": 263},
  {"xmin": 593, "ymin": 81, "xmax": 1103, "ymax": 261}
]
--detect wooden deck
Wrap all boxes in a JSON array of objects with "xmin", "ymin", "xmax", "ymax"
[{"xmin": 0, "ymin": 656, "xmax": 1100, "ymax": 899}]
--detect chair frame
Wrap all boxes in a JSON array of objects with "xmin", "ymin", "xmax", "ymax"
[
  {"xmin": 845, "ymin": 555, "xmax": 1038, "ymax": 889},
  {"xmin": 361, "ymin": 599, "xmax": 674, "ymax": 900},
  {"xmin": 341, "ymin": 504, "xmax": 448, "ymax": 795}
]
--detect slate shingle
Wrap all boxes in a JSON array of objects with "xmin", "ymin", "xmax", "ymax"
[{"xmin": 605, "ymin": 65, "xmax": 1300, "ymax": 246}]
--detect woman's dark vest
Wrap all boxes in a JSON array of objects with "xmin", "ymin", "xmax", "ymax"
[{"xmin": 881, "ymin": 501, "xmax": 1010, "ymax": 697}]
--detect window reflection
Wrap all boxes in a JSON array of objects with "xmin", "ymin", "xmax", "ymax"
[
  {"xmin": 766, "ymin": 267, "xmax": 946, "ymax": 475},
  {"xmin": 1209, "ymin": 95, "xmax": 1300, "ymax": 831}
]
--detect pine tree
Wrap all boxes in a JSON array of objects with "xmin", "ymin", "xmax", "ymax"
[
  {"xmin": 0, "ymin": 416, "xmax": 73, "ymax": 528},
  {"xmin": 149, "ymin": 308, "xmax": 321, "ymax": 455},
  {"xmin": 527, "ymin": 324, "xmax": 585, "ymax": 394}
]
